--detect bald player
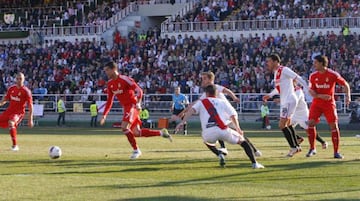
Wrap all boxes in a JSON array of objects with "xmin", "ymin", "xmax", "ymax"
[{"xmin": 0, "ymin": 73, "xmax": 33, "ymax": 151}]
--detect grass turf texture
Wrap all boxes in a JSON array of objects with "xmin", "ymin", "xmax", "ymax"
[{"xmin": 0, "ymin": 126, "xmax": 359, "ymax": 201}]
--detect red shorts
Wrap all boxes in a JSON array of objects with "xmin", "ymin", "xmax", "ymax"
[
  {"xmin": 0, "ymin": 111, "xmax": 24, "ymax": 128},
  {"xmin": 122, "ymin": 104, "xmax": 141, "ymax": 130},
  {"xmin": 309, "ymin": 103, "xmax": 338, "ymax": 124}
]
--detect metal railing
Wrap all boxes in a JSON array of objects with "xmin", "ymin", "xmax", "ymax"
[
  {"xmin": 161, "ymin": 17, "xmax": 360, "ymax": 33},
  {"xmin": 1, "ymin": 2, "xmax": 137, "ymax": 36},
  {"xmin": 136, "ymin": 0, "xmax": 192, "ymax": 4},
  {"xmin": 1, "ymin": 93, "xmax": 356, "ymax": 115},
  {"xmin": 161, "ymin": 0, "xmax": 195, "ymax": 30}
]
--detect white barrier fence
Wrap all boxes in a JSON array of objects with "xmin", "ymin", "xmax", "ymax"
[
  {"xmin": 161, "ymin": 17, "xmax": 360, "ymax": 33},
  {"xmin": 0, "ymin": 93, "xmax": 357, "ymax": 115}
]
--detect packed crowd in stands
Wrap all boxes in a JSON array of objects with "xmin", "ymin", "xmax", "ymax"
[
  {"xmin": 174, "ymin": 0, "xmax": 359, "ymax": 23},
  {"xmin": 0, "ymin": 0, "xmax": 130, "ymax": 30},
  {"xmin": 233, "ymin": 0, "xmax": 359, "ymax": 21},
  {"xmin": 174, "ymin": 0, "xmax": 237, "ymax": 22},
  {"xmin": 0, "ymin": 28, "xmax": 359, "ymax": 104}
]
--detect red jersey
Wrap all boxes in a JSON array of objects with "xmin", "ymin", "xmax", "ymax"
[
  {"xmin": 5, "ymin": 85, "xmax": 33, "ymax": 114},
  {"xmin": 103, "ymin": 75, "xmax": 143, "ymax": 116},
  {"xmin": 309, "ymin": 69, "xmax": 347, "ymax": 105}
]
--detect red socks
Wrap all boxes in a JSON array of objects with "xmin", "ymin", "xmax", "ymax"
[
  {"xmin": 123, "ymin": 129, "xmax": 138, "ymax": 150},
  {"xmin": 9, "ymin": 127, "xmax": 17, "ymax": 146},
  {"xmin": 122, "ymin": 129, "xmax": 161, "ymax": 150},
  {"xmin": 331, "ymin": 129, "xmax": 340, "ymax": 153},
  {"xmin": 307, "ymin": 126, "xmax": 316, "ymax": 150},
  {"xmin": 140, "ymin": 129, "xmax": 161, "ymax": 137}
]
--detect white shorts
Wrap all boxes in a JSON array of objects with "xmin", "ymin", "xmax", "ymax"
[
  {"xmin": 291, "ymin": 98, "xmax": 309, "ymax": 129},
  {"xmin": 291, "ymin": 109, "xmax": 308, "ymax": 129},
  {"xmin": 280, "ymin": 101, "xmax": 298, "ymax": 119},
  {"xmin": 202, "ymin": 127, "xmax": 245, "ymax": 145}
]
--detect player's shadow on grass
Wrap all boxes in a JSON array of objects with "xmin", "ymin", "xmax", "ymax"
[{"xmin": 113, "ymin": 196, "xmax": 217, "ymax": 201}]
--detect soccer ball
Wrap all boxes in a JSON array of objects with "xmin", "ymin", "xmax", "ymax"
[
  {"xmin": 49, "ymin": 146, "xmax": 62, "ymax": 159},
  {"xmin": 266, "ymin": 125, "xmax": 272, "ymax": 130}
]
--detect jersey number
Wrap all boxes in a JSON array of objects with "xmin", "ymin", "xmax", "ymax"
[{"xmin": 207, "ymin": 107, "xmax": 219, "ymax": 124}]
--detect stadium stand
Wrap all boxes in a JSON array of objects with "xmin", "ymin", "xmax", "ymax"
[
  {"xmin": 0, "ymin": 31, "xmax": 359, "ymax": 98},
  {"xmin": 0, "ymin": 0, "xmax": 358, "ymax": 113},
  {"xmin": 172, "ymin": 0, "xmax": 237, "ymax": 22},
  {"xmin": 171, "ymin": 0, "xmax": 359, "ymax": 22},
  {"xmin": 0, "ymin": 0, "xmax": 130, "ymax": 30}
]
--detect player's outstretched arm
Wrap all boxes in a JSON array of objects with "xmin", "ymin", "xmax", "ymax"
[
  {"xmin": 263, "ymin": 88, "xmax": 279, "ymax": 101},
  {"xmin": 223, "ymin": 87, "xmax": 240, "ymax": 103},
  {"xmin": 0, "ymin": 97, "xmax": 8, "ymax": 106},
  {"xmin": 309, "ymin": 89, "xmax": 331, "ymax": 100},
  {"xmin": 294, "ymin": 76, "xmax": 309, "ymax": 91}
]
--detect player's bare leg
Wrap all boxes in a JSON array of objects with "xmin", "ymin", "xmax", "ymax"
[{"xmin": 9, "ymin": 120, "xmax": 19, "ymax": 151}]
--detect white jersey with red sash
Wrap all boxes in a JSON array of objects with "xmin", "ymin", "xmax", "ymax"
[
  {"xmin": 273, "ymin": 65, "xmax": 299, "ymax": 105},
  {"xmin": 192, "ymin": 97, "xmax": 237, "ymax": 131}
]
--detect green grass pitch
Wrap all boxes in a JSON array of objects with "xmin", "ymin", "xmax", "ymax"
[{"xmin": 0, "ymin": 125, "xmax": 359, "ymax": 201}]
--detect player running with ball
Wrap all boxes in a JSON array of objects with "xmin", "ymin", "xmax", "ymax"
[
  {"xmin": 307, "ymin": 55, "xmax": 351, "ymax": 159},
  {"xmin": 0, "ymin": 73, "xmax": 33, "ymax": 151},
  {"xmin": 100, "ymin": 61, "xmax": 172, "ymax": 159}
]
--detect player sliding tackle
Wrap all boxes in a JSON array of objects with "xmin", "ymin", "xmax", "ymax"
[
  {"xmin": 0, "ymin": 73, "xmax": 33, "ymax": 151},
  {"xmin": 176, "ymin": 84, "xmax": 264, "ymax": 169},
  {"xmin": 100, "ymin": 61, "xmax": 172, "ymax": 159},
  {"xmin": 263, "ymin": 54, "xmax": 310, "ymax": 157}
]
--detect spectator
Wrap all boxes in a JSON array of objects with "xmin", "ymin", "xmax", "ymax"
[
  {"xmin": 90, "ymin": 100, "xmax": 98, "ymax": 127},
  {"xmin": 57, "ymin": 96, "xmax": 66, "ymax": 126},
  {"xmin": 261, "ymin": 100, "xmax": 270, "ymax": 130}
]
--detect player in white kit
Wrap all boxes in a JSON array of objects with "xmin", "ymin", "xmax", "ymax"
[
  {"xmin": 263, "ymin": 54, "xmax": 309, "ymax": 157},
  {"xmin": 292, "ymin": 87, "xmax": 328, "ymax": 154},
  {"xmin": 192, "ymin": 72, "xmax": 262, "ymax": 157},
  {"xmin": 176, "ymin": 84, "xmax": 265, "ymax": 168},
  {"xmin": 271, "ymin": 85, "xmax": 329, "ymax": 156}
]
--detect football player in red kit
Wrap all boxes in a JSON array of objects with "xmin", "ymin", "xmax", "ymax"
[
  {"xmin": 0, "ymin": 73, "xmax": 33, "ymax": 151},
  {"xmin": 100, "ymin": 61, "xmax": 172, "ymax": 159},
  {"xmin": 307, "ymin": 55, "xmax": 351, "ymax": 159}
]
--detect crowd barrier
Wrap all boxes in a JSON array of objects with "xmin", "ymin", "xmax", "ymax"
[
  {"xmin": 161, "ymin": 17, "xmax": 360, "ymax": 33},
  {"xmin": 0, "ymin": 93, "xmax": 356, "ymax": 115}
]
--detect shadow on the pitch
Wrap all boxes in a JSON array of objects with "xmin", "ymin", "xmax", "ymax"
[
  {"xmin": 317, "ymin": 198, "xmax": 360, "ymax": 201},
  {"xmin": 42, "ymin": 158, "xmax": 218, "ymax": 168},
  {"xmin": 46, "ymin": 167, "xmax": 175, "ymax": 175},
  {"xmin": 266, "ymin": 160, "xmax": 332, "ymax": 170},
  {"xmin": 236, "ymin": 188, "xmax": 360, "ymax": 200},
  {"xmin": 113, "ymin": 196, "xmax": 216, "ymax": 201}
]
